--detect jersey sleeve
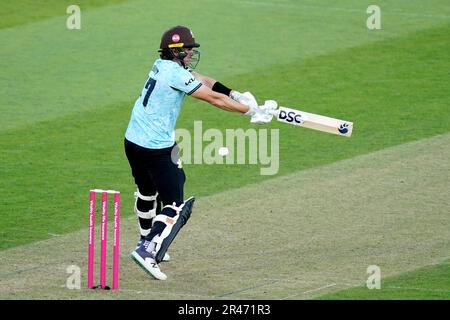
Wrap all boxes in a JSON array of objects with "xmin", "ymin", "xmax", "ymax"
[{"xmin": 169, "ymin": 67, "xmax": 202, "ymax": 95}]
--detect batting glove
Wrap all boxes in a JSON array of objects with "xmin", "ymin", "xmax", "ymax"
[
  {"xmin": 250, "ymin": 100, "xmax": 278, "ymax": 125},
  {"xmin": 230, "ymin": 91, "xmax": 259, "ymax": 116}
]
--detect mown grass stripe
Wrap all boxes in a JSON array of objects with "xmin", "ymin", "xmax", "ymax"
[{"xmin": 1, "ymin": 22, "xmax": 449, "ymax": 250}]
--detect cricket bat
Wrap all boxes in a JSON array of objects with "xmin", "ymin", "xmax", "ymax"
[{"xmin": 270, "ymin": 106, "xmax": 353, "ymax": 137}]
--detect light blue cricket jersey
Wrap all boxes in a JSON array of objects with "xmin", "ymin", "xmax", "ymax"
[{"xmin": 125, "ymin": 59, "xmax": 202, "ymax": 149}]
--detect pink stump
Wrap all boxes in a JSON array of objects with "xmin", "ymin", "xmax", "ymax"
[
  {"xmin": 100, "ymin": 192, "xmax": 108, "ymax": 289},
  {"xmin": 87, "ymin": 191, "xmax": 96, "ymax": 289},
  {"xmin": 112, "ymin": 192, "xmax": 121, "ymax": 290}
]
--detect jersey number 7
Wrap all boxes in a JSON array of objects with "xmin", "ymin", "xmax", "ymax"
[{"xmin": 143, "ymin": 77, "xmax": 157, "ymax": 107}]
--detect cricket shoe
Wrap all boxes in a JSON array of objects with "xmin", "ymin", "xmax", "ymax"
[
  {"xmin": 135, "ymin": 238, "xmax": 171, "ymax": 262},
  {"xmin": 130, "ymin": 245, "xmax": 167, "ymax": 281}
]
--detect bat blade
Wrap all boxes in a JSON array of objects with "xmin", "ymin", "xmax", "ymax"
[{"xmin": 272, "ymin": 106, "xmax": 353, "ymax": 137}]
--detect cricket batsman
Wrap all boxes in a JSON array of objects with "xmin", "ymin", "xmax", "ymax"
[{"xmin": 124, "ymin": 25, "xmax": 277, "ymax": 280}]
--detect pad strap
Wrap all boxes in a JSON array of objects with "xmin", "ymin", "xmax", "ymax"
[{"xmin": 135, "ymin": 190, "xmax": 158, "ymax": 201}]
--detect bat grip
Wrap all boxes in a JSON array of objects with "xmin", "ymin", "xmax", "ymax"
[{"xmin": 268, "ymin": 109, "xmax": 280, "ymax": 116}]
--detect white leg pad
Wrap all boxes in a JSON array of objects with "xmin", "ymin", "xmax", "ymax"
[{"xmin": 134, "ymin": 190, "xmax": 158, "ymax": 219}]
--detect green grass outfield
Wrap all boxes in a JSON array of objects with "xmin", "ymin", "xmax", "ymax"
[
  {"xmin": 319, "ymin": 260, "xmax": 450, "ymax": 300},
  {"xmin": 1, "ymin": 0, "xmax": 449, "ymax": 299}
]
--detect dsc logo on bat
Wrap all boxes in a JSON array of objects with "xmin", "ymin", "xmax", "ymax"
[{"xmin": 278, "ymin": 110, "xmax": 306, "ymax": 124}]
